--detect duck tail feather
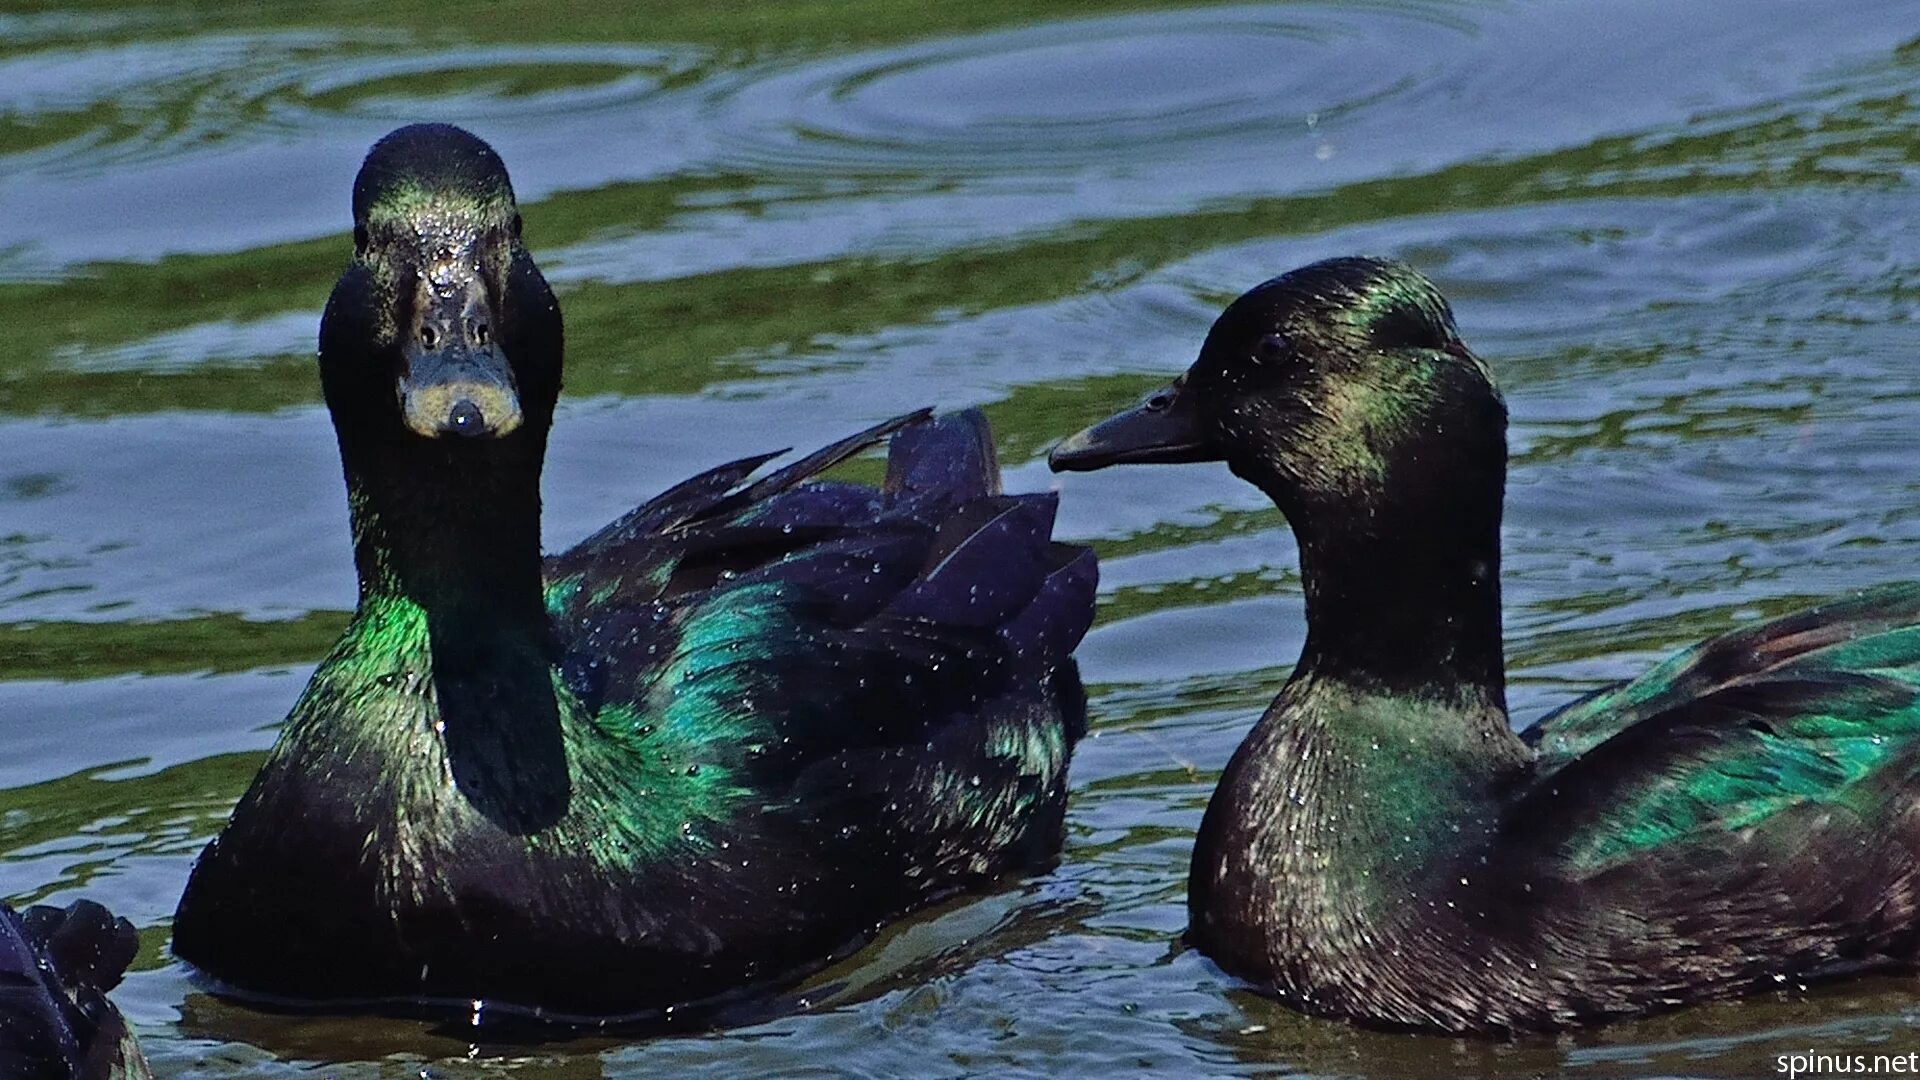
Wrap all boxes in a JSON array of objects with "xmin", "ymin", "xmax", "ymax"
[
  {"xmin": 999, "ymin": 543, "xmax": 1099, "ymax": 667},
  {"xmin": 734, "ymin": 482, "xmax": 885, "ymax": 534},
  {"xmin": 690, "ymin": 410, "xmax": 933, "ymax": 529},
  {"xmin": 560, "ymin": 449, "xmax": 787, "ymax": 569},
  {"xmin": 734, "ymin": 532, "xmax": 925, "ymax": 624},
  {"xmin": 885, "ymin": 407, "xmax": 1001, "ymax": 506},
  {"xmin": 886, "ymin": 494, "xmax": 1057, "ymax": 629}
]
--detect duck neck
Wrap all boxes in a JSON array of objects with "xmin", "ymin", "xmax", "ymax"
[
  {"xmin": 1278, "ymin": 457, "xmax": 1508, "ymax": 709},
  {"xmin": 333, "ymin": 431, "xmax": 570, "ymax": 834},
  {"xmin": 1190, "ymin": 473, "xmax": 1522, "ymax": 976},
  {"xmin": 343, "ymin": 438, "xmax": 549, "ymax": 635}
]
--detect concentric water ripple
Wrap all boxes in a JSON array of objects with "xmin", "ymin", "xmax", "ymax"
[
  {"xmin": 699, "ymin": 5, "xmax": 1467, "ymax": 178},
  {"xmin": 0, "ymin": 34, "xmax": 687, "ymax": 172},
  {"xmin": 0, "ymin": 35, "xmax": 701, "ymax": 273}
]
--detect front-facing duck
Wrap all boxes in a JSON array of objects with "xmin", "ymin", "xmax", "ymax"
[
  {"xmin": 170, "ymin": 124, "xmax": 1096, "ymax": 1017},
  {"xmin": 1050, "ymin": 256, "xmax": 1920, "ymax": 1034}
]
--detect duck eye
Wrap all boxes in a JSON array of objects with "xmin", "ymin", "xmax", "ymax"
[
  {"xmin": 420, "ymin": 324, "xmax": 439, "ymax": 349},
  {"xmin": 1255, "ymin": 333, "xmax": 1289, "ymax": 361},
  {"xmin": 1145, "ymin": 390, "xmax": 1173, "ymax": 412}
]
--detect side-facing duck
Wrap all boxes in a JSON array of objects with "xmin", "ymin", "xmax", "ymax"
[
  {"xmin": 170, "ymin": 124, "xmax": 1096, "ymax": 1018},
  {"xmin": 1, "ymin": 899, "xmax": 150, "ymax": 1079},
  {"xmin": 1050, "ymin": 255, "xmax": 1920, "ymax": 1034}
]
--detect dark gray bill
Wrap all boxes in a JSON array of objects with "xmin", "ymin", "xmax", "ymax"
[{"xmin": 1048, "ymin": 379, "xmax": 1220, "ymax": 472}]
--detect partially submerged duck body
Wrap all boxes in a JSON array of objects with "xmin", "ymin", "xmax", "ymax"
[
  {"xmin": 1052, "ymin": 256, "xmax": 1920, "ymax": 1034},
  {"xmin": 1, "ymin": 899, "xmax": 150, "ymax": 1079},
  {"xmin": 171, "ymin": 125, "xmax": 1095, "ymax": 1017}
]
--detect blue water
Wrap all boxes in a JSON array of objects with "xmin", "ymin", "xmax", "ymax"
[{"xmin": 3, "ymin": 0, "xmax": 1919, "ymax": 1074}]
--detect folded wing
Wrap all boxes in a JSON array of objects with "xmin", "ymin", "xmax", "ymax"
[{"xmin": 544, "ymin": 408, "xmax": 1096, "ymax": 874}]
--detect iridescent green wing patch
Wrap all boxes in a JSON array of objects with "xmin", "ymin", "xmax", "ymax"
[
  {"xmin": 1517, "ymin": 671, "xmax": 1920, "ymax": 876},
  {"xmin": 1525, "ymin": 582, "xmax": 1920, "ymax": 775}
]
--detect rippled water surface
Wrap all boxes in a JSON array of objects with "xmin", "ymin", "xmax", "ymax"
[{"xmin": 5, "ymin": 0, "xmax": 1920, "ymax": 1074}]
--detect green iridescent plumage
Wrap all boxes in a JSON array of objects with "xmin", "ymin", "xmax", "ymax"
[
  {"xmin": 1052, "ymin": 255, "xmax": 1920, "ymax": 1034},
  {"xmin": 171, "ymin": 124, "xmax": 1095, "ymax": 1017},
  {"xmin": 1520, "ymin": 585, "xmax": 1920, "ymax": 873}
]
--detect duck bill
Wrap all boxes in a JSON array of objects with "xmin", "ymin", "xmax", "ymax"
[
  {"xmin": 398, "ymin": 275, "xmax": 523, "ymax": 439},
  {"xmin": 1049, "ymin": 379, "xmax": 1220, "ymax": 472}
]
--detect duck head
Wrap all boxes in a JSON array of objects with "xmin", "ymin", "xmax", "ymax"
[
  {"xmin": 1050, "ymin": 257, "xmax": 1505, "ymax": 523},
  {"xmin": 1053, "ymin": 257, "xmax": 1510, "ymax": 694},
  {"xmin": 319, "ymin": 123, "xmax": 561, "ymax": 456}
]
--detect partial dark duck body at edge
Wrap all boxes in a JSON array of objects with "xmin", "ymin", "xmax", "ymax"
[
  {"xmin": 1051, "ymin": 256, "xmax": 1920, "ymax": 1035},
  {"xmin": 170, "ymin": 124, "xmax": 1096, "ymax": 1018},
  {"xmin": 0, "ymin": 899, "xmax": 151, "ymax": 1079}
]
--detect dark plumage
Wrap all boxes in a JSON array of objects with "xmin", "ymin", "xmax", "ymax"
[
  {"xmin": 1050, "ymin": 255, "xmax": 1920, "ymax": 1034},
  {"xmin": 170, "ymin": 124, "xmax": 1095, "ymax": 1018},
  {"xmin": 0, "ymin": 899, "xmax": 150, "ymax": 1079}
]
